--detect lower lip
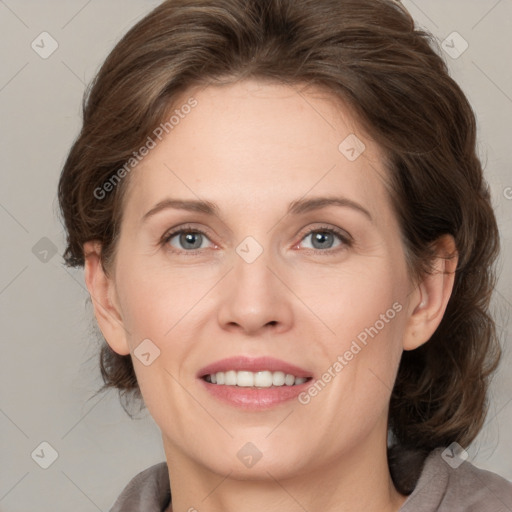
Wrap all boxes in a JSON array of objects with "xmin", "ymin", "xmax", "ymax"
[{"xmin": 199, "ymin": 378, "xmax": 311, "ymax": 410}]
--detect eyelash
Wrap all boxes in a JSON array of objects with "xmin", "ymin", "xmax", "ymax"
[{"xmin": 161, "ymin": 224, "xmax": 352, "ymax": 255}]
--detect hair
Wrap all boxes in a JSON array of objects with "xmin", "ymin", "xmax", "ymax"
[{"xmin": 57, "ymin": 0, "xmax": 501, "ymax": 494}]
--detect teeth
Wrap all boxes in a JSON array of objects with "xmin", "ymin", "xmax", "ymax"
[
  {"xmin": 204, "ymin": 370, "xmax": 308, "ymax": 387},
  {"xmin": 225, "ymin": 370, "xmax": 237, "ymax": 386},
  {"xmin": 285, "ymin": 373, "xmax": 295, "ymax": 386}
]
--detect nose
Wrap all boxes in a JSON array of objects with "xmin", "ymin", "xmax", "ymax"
[{"xmin": 216, "ymin": 244, "xmax": 294, "ymax": 336}]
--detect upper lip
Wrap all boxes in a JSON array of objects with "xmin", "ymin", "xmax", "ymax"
[{"xmin": 197, "ymin": 356, "xmax": 313, "ymax": 379}]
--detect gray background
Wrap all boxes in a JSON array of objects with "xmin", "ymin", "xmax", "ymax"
[{"xmin": 0, "ymin": 1, "xmax": 511, "ymax": 510}]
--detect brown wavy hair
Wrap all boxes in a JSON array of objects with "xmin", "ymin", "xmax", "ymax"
[{"xmin": 57, "ymin": 0, "xmax": 501, "ymax": 494}]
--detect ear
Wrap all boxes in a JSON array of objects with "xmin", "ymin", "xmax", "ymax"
[
  {"xmin": 402, "ymin": 235, "xmax": 458, "ymax": 351},
  {"xmin": 83, "ymin": 241, "xmax": 131, "ymax": 356}
]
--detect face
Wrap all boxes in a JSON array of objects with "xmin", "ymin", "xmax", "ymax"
[{"xmin": 101, "ymin": 80, "xmax": 416, "ymax": 480}]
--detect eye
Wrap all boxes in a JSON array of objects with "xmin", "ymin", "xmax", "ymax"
[
  {"xmin": 161, "ymin": 224, "xmax": 352, "ymax": 255},
  {"xmin": 162, "ymin": 227, "xmax": 215, "ymax": 253},
  {"xmin": 298, "ymin": 226, "xmax": 352, "ymax": 253}
]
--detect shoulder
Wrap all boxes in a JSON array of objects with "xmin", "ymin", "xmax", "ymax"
[
  {"xmin": 109, "ymin": 461, "xmax": 171, "ymax": 512},
  {"xmin": 400, "ymin": 447, "xmax": 512, "ymax": 512}
]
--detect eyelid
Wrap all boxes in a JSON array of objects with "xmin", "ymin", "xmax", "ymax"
[
  {"xmin": 296, "ymin": 224, "xmax": 352, "ymax": 244},
  {"xmin": 161, "ymin": 223, "xmax": 217, "ymax": 250},
  {"xmin": 294, "ymin": 224, "xmax": 353, "ymax": 254}
]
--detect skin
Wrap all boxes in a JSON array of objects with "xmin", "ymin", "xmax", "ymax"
[{"xmin": 84, "ymin": 80, "xmax": 457, "ymax": 512}]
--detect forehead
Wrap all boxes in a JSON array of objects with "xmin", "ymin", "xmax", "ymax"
[{"xmin": 122, "ymin": 80, "xmax": 390, "ymax": 220}]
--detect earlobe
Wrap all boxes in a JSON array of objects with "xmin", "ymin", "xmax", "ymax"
[
  {"xmin": 83, "ymin": 241, "xmax": 131, "ymax": 356},
  {"xmin": 402, "ymin": 235, "xmax": 458, "ymax": 351}
]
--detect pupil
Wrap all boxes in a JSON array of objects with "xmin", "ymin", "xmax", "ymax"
[
  {"xmin": 181, "ymin": 232, "xmax": 202, "ymax": 249},
  {"xmin": 313, "ymin": 232, "xmax": 332, "ymax": 249}
]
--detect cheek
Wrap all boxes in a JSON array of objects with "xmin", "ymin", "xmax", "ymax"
[
  {"xmin": 115, "ymin": 261, "xmax": 201, "ymax": 348},
  {"xmin": 116, "ymin": 266, "xmax": 198, "ymax": 428},
  {"xmin": 315, "ymin": 259, "xmax": 407, "ymax": 395},
  {"xmin": 320, "ymin": 261, "xmax": 404, "ymax": 338}
]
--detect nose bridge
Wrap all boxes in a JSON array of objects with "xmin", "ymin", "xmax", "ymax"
[
  {"xmin": 216, "ymin": 236, "xmax": 293, "ymax": 333},
  {"xmin": 232, "ymin": 237, "xmax": 277, "ymax": 308},
  {"xmin": 235, "ymin": 240, "xmax": 272, "ymax": 293}
]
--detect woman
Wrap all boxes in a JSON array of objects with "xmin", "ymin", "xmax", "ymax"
[{"xmin": 57, "ymin": 0, "xmax": 512, "ymax": 510}]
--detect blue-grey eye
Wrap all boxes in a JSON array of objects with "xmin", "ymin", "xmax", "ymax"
[
  {"xmin": 301, "ymin": 229, "xmax": 344, "ymax": 250},
  {"xmin": 166, "ymin": 230, "xmax": 210, "ymax": 251}
]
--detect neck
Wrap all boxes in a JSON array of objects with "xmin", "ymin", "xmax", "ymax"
[{"xmin": 162, "ymin": 433, "xmax": 407, "ymax": 512}]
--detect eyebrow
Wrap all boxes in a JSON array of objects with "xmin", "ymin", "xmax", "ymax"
[{"xmin": 141, "ymin": 196, "xmax": 372, "ymax": 223}]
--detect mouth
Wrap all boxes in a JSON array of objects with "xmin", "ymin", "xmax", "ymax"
[{"xmin": 197, "ymin": 356, "xmax": 314, "ymax": 409}]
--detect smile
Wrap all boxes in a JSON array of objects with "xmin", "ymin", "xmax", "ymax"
[{"xmin": 198, "ymin": 356, "xmax": 314, "ymax": 409}]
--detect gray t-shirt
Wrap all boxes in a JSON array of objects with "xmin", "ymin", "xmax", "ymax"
[{"xmin": 110, "ymin": 447, "xmax": 512, "ymax": 511}]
